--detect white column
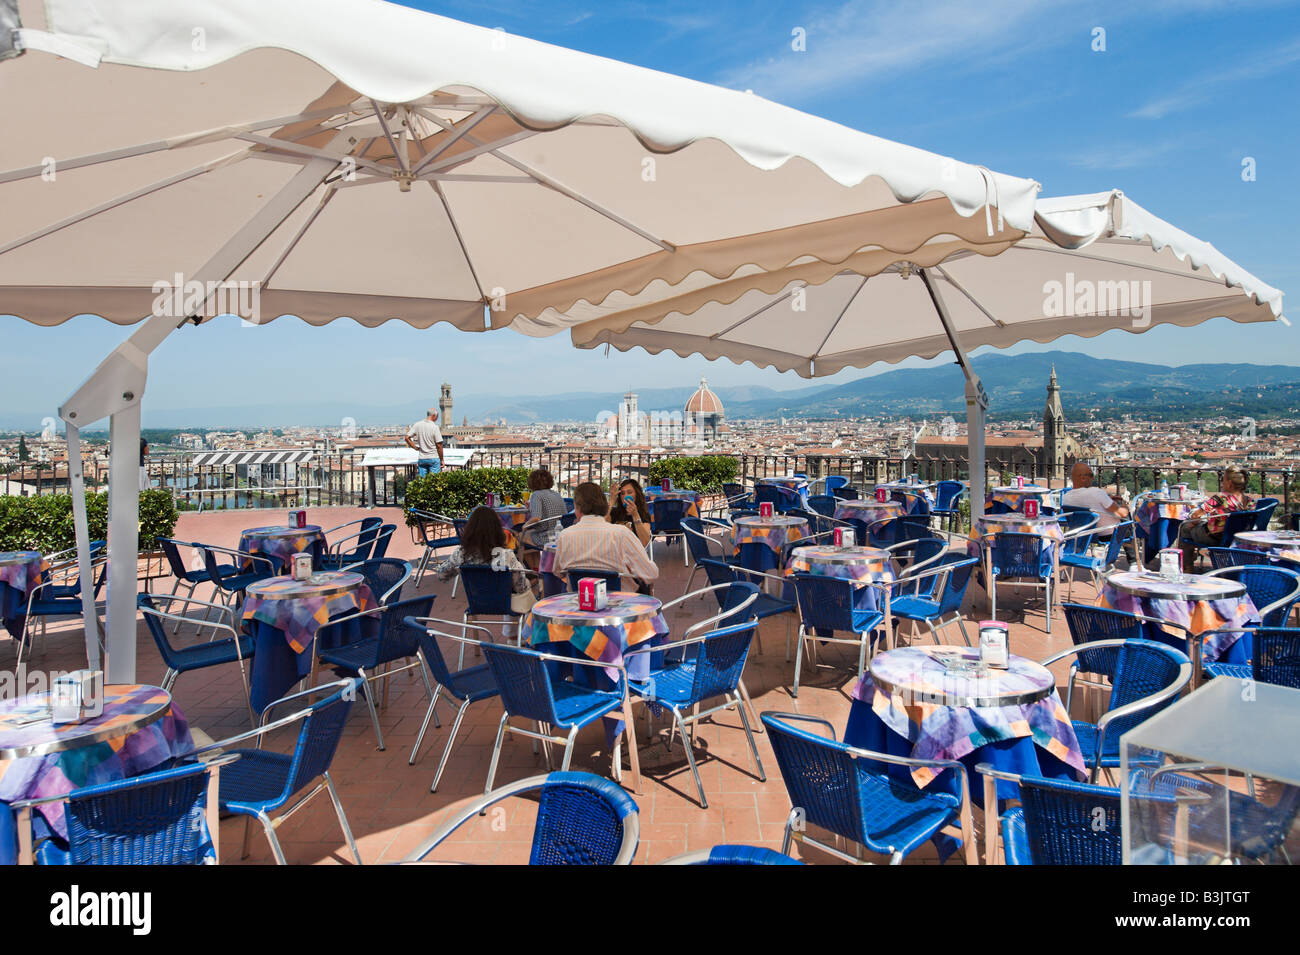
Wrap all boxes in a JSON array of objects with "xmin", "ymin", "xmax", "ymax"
[
  {"xmin": 105, "ymin": 403, "xmax": 141, "ymax": 682},
  {"xmin": 64, "ymin": 423, "xmax": 102, "ymax": 670}
]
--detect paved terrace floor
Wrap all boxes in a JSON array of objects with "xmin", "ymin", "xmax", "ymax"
[{"xmin": 7, "ymin": 506, "xmax": 1276, "ymax": 865}]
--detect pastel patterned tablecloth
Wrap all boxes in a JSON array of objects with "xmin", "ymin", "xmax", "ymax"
[
  {"xmin": 878, "ymin": 482, "xmax": 936, "ymax": 515},
  {"xmin": 0, "ymin": 552, "xmax": 49, "ymax": 639},
  {"xmin": 1133, "ymin": 498, "xmax": 1201, "ymax": 533},
  {"xmin": 645, "ymin": 488, "xmax": 701, "ymax": 520},
  {"xmin": 239, "ymin": 525, "xmax": 326, "ymax": 573},
  {"xmin": 967, "ymin": 515, "xmax": 1065, "ymax": 566},
  {"xmin": 1233, "ymin": 530, "xmax": 1300, "ymax": 565},
  {"xmin": 241, "ymin": 572, "xmax": 376, "ymax": 655},
  {"xmin": 854, "ymin": 646, "xmax": 1085, "ymax": 788},
  {"xmin": 987, "ymin": 486, "xmax": 1051, "ymax": 513},
  {"xmin": 833, "ymin": 499, "xmax": 904, "ymax": 527},
  {"xmin": 1098, "ymin": 571, "xmax": 1259, "ymax": 663},
  {"xmin": 756, "ymin": 476, "xmax": 810, "ymax": 508},
  {"xmin": 784, "ymin": 546, "xmax": 895, "ymax": 588},
  {"xmin": 0, "ymin": 685, "xmax": 193, "ymax": 850},
  {"xmin": 525, "ymin": 592, "xmax": 668, "ymax": 681},
  {"xmin": 732, "ymin": 516, "xmax": 808, "ymax": 561}
]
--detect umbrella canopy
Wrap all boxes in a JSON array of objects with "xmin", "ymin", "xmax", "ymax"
[
  {"xmin": 551, "ymin": 191, "xmax": 1284, "ymax": 376},
  {"xmin": 0, "ymin": 0, "xmax": 1042, "ymax": 681}
]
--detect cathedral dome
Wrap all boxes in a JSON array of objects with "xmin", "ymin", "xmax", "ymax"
[{"xmin": 684, "ymin": 376, "xmax": 724, "ymax": 416}]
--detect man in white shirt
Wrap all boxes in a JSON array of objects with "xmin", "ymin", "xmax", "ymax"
[
  {"xmin": 405, "ymin": 409, "xmax": 444, "ymax": 477},
  {"xmin": 553, "ymin": 482, "xmax": 659, "ymax": 592},
  {"xmin": 1062, "ymin": 462, "xmax": 1128, "ymax": 536}
]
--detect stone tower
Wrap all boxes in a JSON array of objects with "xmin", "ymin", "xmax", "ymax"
[
  {"xmin": 439, "ymin": 382, "xmax": 453, "ymax": 426},
  {"xmin": 1042, "ymin": 365, "xmax": 1066, "ymax": 481}
]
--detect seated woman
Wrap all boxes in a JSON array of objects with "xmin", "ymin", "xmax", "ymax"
[
  {"xmin": 435, "ymin": 506, "xmax": 533, "ymax": 633},
  {"xmin": 608, "ymin": 477, "xmax": 652, "ymax": 549},
  {"xmin": 1178, "ymin": 466, "xmax": 1252, "ymax": 570},
  {"xmin": 517, "ymin": 468, "xmax": 567, "ymax": 569}
]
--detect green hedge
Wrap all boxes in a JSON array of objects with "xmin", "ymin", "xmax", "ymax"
[
  {"xmin": 0, "ymin": 490, "xmax": 179, "ymax": 553},
  {"xmin": 647, "ymin": 455, "xmax": 738, "ymax": 493},
  {"xmin": 404, "ymin": 467, "xmax": 531, "ymax": 523}
]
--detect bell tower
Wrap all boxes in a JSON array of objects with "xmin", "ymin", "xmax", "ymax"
[
  {"xmin": 439, "ymin": 382, "xmax": 453, "ymax": 426},
  {"xmin": 1042, "ymin": 365, "xmax": 1066, "ymax": 481}
]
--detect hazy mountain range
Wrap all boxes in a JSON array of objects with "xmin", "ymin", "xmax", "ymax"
[{"xmin": 15, "ymin": 351, "xmax": 1300, "ymax": 431}]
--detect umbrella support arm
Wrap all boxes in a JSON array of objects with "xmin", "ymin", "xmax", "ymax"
[
  {"xmin": 919, "ymin": 268, "xmax": 989, "ymax": 518},
  {"xmin": 55, "ymin": 136, "xmax": 355, "ymax": 682}
]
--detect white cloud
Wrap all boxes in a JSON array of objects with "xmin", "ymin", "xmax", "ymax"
[{"xmin": 1127, "ymin": 37, "xmax": 1300, "ymax": 119}]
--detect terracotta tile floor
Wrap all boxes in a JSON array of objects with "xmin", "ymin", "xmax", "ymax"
[{"xmin": 9, "ymin": 506, "xmax": 1162, "ymax": 865}]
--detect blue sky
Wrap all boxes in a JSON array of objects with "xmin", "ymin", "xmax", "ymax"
[{"xmin": 1, "ymin": 0, "xmax": 1297, "ymax": 426}]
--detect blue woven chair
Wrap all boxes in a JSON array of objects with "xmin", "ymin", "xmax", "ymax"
[
  {"xmin": 1205, "ymin": 564, "xmax": 1300, "ymax": 627},
  {"xmin": 405, "ymin": 618, "xmax": 500, "ymax": 791},
  {"xmin": 890, "ymin": 555, "xmax": 978, "ymax": 646},
  {"xmin": 790, "ymin": 573, "xmax": 886, "ymax": 697},
  {"xmin": 193, "ymin": 678, "xmax": 363, "ymax": 865},
  {"xmin": 409, "ymin": 509, "xmax": 460, "ymax": 587},
  {"xmin": 371, "ymin": 524, "xmax": 396, "ymax": 559},
  {"xmin": 138, "ymin": 593, "xmax": 256, "ymax": 726},
  {"xmin": 807, "ymin": 494, "xmax": 837, "ymax": 517},
  {"xmin": 975, "ymin": 767, "xmax": 1128, "ymax": 865},
  {"xmin": 480, "ymin": 642, "xmax": 632, "ymax": 792},
  {"xmin": 198, "ymin": 543, "xmax": 279, "ymax": 613},
  {"xmin": 823, "ymin": 476, "xmax": 850, "ymax": 496},
  {"xmin": 931, "ymin": 481, "xmax": 966, "ymax": 534},
  {"xmin": 1254, "ymin": 498, "xmax": 1279, "ymax": 531},
  {"xmin": 648, "ymin": 497, "xmax": 690, "ymax": 563},
  {"xmin": 559, "ymin": 512, "xmax": 579, "ymax": 529},
  {"xmin": 680, "ymin": 517, "xmax": 737, "ymax": 597},
  {"xmin": 754, "ymin": 483, "xmax": 800, "ymax": 514},
  {"xmin": 659, "ymin": 844, "xmax": 802, "ymax": 865},
  {"xmin": 566, "ymin": 568, "xmax": 621, "ymax": 592},
  {"xmin": 1203, "ymin": 627, "xmax": 1300, "ymax": 687},
  {"xmin": 987, "ymin": 531, "xmax": 1056, "ymax": 634},
  {"xmin": 17, "ymin": 549, "xmax": 107, "ymax": 664},
  {"xmin": 627, "ymin": 619, "xmax": 764, "ymax": 808},
  {"xmin": 1056, "ymin": 510, "xmax": 1098, "ymax": 599},
  {"xmin": 1040, "ymin": 639, "xmax": 1192, "ymax": 783},
  {"xmin": 1061, "ymin": 520, "xmax": 1138, "ymax": 598},
  {"xmin": 762, "ymin": 711, "xmax": 974, "ymax": 865},
  {"xmin": 403, "ymin": 772, "xmax": 639, "ymax": 865},
  {"xmin": 832, "ymin": 486, "xmax": 859, "ymax": 501},
  {"xmin": 1059, "ymin": 603, "xmax": 1154, "ymax": 711},
  {"xmin": 697, "ymin": 557, "xmax": 796, "ymax": 656},
  {"xmin": 157, "ymin": 537, "xmax": 232, "ymax": 631},
  {"xmin": 11, "ymin": 757, "xmax": 234, "ymax": 865},
  {"xmin": 319, "ymin": 516, "xmax": 382, "ymax": 570},
  {"xmin": 1207, "ymin": 546, "xmax": 1270, "ymax": 569},
  {"xmin": 343, "ymin": 557, "xmax": 411, "ymax": 605},
  {"xmin": 721, "ymin": 482, "xmax": 753, "ymax": 512},
  {"xmin": 316, "ymin": 594, "xmax": 437, "ymax": 750}
]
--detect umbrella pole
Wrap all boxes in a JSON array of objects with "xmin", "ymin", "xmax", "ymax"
[
  {"xmin": 918, "ymin": 268, "xmax": 989, "ymax": 522},
  {"xmin": 64, "ymin": 423, "xmax": 102, "ymax": 671}
]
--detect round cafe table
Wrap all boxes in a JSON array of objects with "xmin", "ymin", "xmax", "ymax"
[
  {"xmin": 644, "ymin": 487, "xmax": 701, "ymax": 519},
  {"xmin": 0, "ymin": 551, "xmax": 49, "ymax": 642},
  {"xmin": 832, "ymin": 499, "xmax": 905, "ymax": 545},
  {"xmin": 756, "ymin": 475, "xmax": 810, "ymax": 509},
  {"xmin": 967, "ymin": 513, "xmax": 1065, "ymax": 574},
  {"xmin": 241, "ymin": 571, "xmax": 377, "ymax": 712},
  {"xmin": 876, "ymin": 481, "xmax": 936, "ymax": 515},
  {"xmin": 1232, "ymin": 530, "xmax": 1300, "ymax": 566},
  {"xmin": 239, "ymin": 524, "xmax": 326, "ymax": 573},
  {"xmin": 731, "ymin": 514, "xmax": 808, "ymax": 573},
  {"xmin": 987, "ymin": 485, "xmax": 1051, "ymax": 514},
  {"xmin": 1098, "ymin": 570, "xmax": 1259, "ymax": 667},
  {"xmin": 1133, "ymin": 495, "xmax": 1203, "ymax": 554},
  {"xmin": 784, "ymin": 544, "xmax": 895, "ymax": 631},
  {"xmin": 0, "ymin": 684, "xmax": 192, "ymax": 865}
]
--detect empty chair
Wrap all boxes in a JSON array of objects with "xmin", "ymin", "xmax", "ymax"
[
  {"xmin": 697, "ymin": 558, "xmax": 796, "ymax": 654},
  {"xmin": 192, "ymin": 679, "xmax": 363, "ymax": 865},
  {"xmin": 138, "ymin": 593, "xmax": 256, "ymax": 726},
  {"xmin": 199, "ymin": 543, "xmax": 279, "ymax": 612},
  {"xmin": 1204, "ymin": 627, "xmax": 1300, "ymax": 687},
  {"xmin": 831, "ymin": 485, "xmax": 859, "ymax": 501},
  {"xmin": 479, "ymin": 642, "xmax": 632, "ymax": 792},
  {"xmin": 648, "ymin": 497, "xmax": 691, "ymax": 563},
  {"xmin": 1207, "ymin": 546, "xmax": 1271, "ymax": 569},
  {"xmin": 931, "ymin": 481, "xmax": 966, "ymax": 534},
  {"xmin": 1056, "ymin": 511, "xmax": 1099, "ymax": 599},
  {"xmin": 319, "ymin": 516, "xmax": 382, "ymax": 570},
  {"xmin": 1059, "ymin": 602, "xmax": 1157, "ymax": 711},
  {"xmin": 986, "ymin": 531, "xmax": 1055, "ymax": 634},
  {"xmin": 344, "ymin": 557, "xmax": 411, "ymax": 605},
  {"xmin": 626, "ymin": 619, "xmax": 764, "ymax": 808},
  {"xmin": 658, "ymin": 844, "xmax": 802, "ymax": 865},
  {"xmin": 406, "ymin": 618, "xmax": 500, "ymax": 791},
  {"xmin": 156, "ymin": 537, "xmax": 233, "ymax": 629},
  {"xmin": 370, "ymin": 523, "xmax": 397, "ymax": 559},
  {"xmin": 18, "ymin": 551, "xmax": 108, "ymax": 664},
  {"xmin": 890, "ymin": 555, "xmax": 979, "ymax": 646},
  {"xmin": 680, "ymin": 517, "xmax": 737, "ymax": 596},
  {"xmin": 977, "ymin": 768, "xmax": 1128, "ymax": 865},
  {"xmin": 316, "ymin": 594, "xmax": 437, "ymax": 750},
  {"xmin": 12, "ymin": 758, "xmax": 232, "ymax": 865},
  {"xmin": 807, "ymin": 494, "xmax": 837, "ymax": 518},
  {"xmin": 403, "ymin": 772, "xmax": 638, "ymax": 865},
  {"xmin": 1205, "ymin": 564, "xmax": 1300, "ymax": 627},
  {"xmin": 1039, "ymin": 639, "xmax": 1191, "ymax": 783},
  {"xmin": 823, "ymin": 476, "xmax": 850, "ymax": 496},
  {"xmin": 762, "ymin": 711, "xmax": 974, "ymax": 865},
  {"xmin": 754, "ymin": 483, "xmax": 799, "ymax": 513},
  {"xmin": 1061, "ymin": 520, "xmax": 1138, "ymax": 597},
  {"xmin": 790, "ymin": 573, "xmax": 886, "ymax": 697},
  {"xmin": 408, "ymin": 509, "xmax": 460, "ymax": 586},
  {"xmin": 721, "ymin": 482, "xmax": 751, "ymax": 510}
]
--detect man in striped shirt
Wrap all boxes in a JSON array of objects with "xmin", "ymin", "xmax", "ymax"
[{"xmin": 553, "ymin": 482, "xmax": 659, "ymax": 591}]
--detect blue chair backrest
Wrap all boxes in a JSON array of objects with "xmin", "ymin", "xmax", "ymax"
[
  {"xmin": 807, "ymin": 494, "xmax": 837, "ymax": 517},
  {"xmin": 351, "ymin": 558, "xmax": 410, "ymax": 604},
  {"xmin": 372, "ymin": 524, "xmax": 396, "ymax": 559},
  {"xmin": 1105, "ymin": 641, "xmax": 1187, "ymax": 743},
  {"xmin": 64, "ymin": 762, "xmax": 214, "ymax": 865},
  {"xmin": 137, "ymin": 593, "xmax": 184, "ymax": 668},
  {"xmin": 687, "ymin": 621, "xmax": 757, "ymax": 702},
  {"xmin": 934, "ymin": 481, "xmax": 964, "ymax": 510},
  {"xmin": 792, "ymin": 573, "xmax": 858, "ymax": 633},
  {"xmin": 831, "ymin": 486, "xmax": 859, "ymax": 501},
  {"xmin": 1219, "ymin": 565, "xmax": 1300, "ymax": 627},
  {"xmin": 1255, "ymin": 498, "xmax": 1279, "ymax": 531},
  {"xmin": 753, "ymin": 485, "xmax": 789, "ymax": 511},
  {"xmin": 1208, "ymin": 547, "xmax": 1269, "ymax": 569},
  {"xmin": 681, "ymin": 517, "xmax": 713, "ymax": 562},
  {"xmin": 896, "ymin": 516, "xmax": 937, "ymax": 544},
  {"xmin": 1254, "ymin": 628, "xmax": 1300, "ymax": 688},
  {"xmin": 339, "ymin": 516, "xmax": 383, "ymax": 562},
  {"xmin": 530, "ymin": 772, "xmax": 639, "ymax": 865},
  {"xmin": 700, "ymin": 844, "xmax": 803, "ymax": 865},
  {"xmin": 284, "ymin": 681, "xmax": 359, "ymax": 800},
  {"xmin": 761, "ymin": 713, "xmax": 872, "ymax": 847},
  {"xmin": 719, "ymin": 580, "xmax": 760, "ymax": 614},
  {"xmin": 1015, "ymin": 776, "xmax": 1124, "ymax": 865},
  {"xmin": 1061, "ymin": 511, "xmax": 1097, "ymax": 555},
  {"xmin": 697, "ymin": 557, "xmax": 738, "ymax": 591},
  {"xmin": 824, "ymin": 476, "xmax": 849, "ymax": 494},
  {"xmin": 1103, "ymin": 521, "xmax": 1135, "ymax": 568},
  {"xmin": 460, "ymin": 564, "xmax": 516, "ymax": 615},
  {"xmin": 567, "ymin": 568, "xmax": 621, "ymax": 592},
  {"xmin": 989, "ymin": 532, "xmax": 1047, "ymax": 579},
  {"xmin": 481, "ymin": 642, "xmax": 564, "ymax": 725},
  {"xmin": 1220, "ymin": 509, "xmax": 1257, "ymax": 547},
  {"xmin": 367, "ymin": 594, "xmax": 436, "ymax": 668},
  {"xmin": 203, "ymin": 546, "xmax": 242, "ymax": 590},
  {"xmin": 156, "ymin": 537, "xmax": 192, "ymax": 581},
  {"xmin": 1061, "ymin": 603, "xmax": 1147, "ymax": 678},
  {"xmin": 932, "ymin": 555, "xmax": 979, "ymax": 616},
  {"xmin": 650, "ymin": 497, "xmax": 690, "ymax": 534}
]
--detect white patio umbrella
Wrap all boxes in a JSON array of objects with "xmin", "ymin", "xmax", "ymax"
[
  {"xmin": 0, "ymin": 0, "xmax": 1041, "ymax": 681},
  {"xmin": 528, "ymin": 190, "xmax": 1285, "ymax": 514}
]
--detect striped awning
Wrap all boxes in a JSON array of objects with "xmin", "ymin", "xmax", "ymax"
[{"xmin": 190, "ymin": 450, "xmax": 316, "ymax": 467}]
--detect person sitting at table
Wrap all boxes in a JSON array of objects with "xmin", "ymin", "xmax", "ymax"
[
  {"xmin": 517, "ymin": 468, "xmax": 567, "ymax": 569},
  {"xmin": 554, "ymin": 482, "xmax": 659, "ymax": 595},
  {"xmin": 435, "ymin": 506, "xmax": 533, "ymax": 631},
  {"xmin": 1179, "ymin": 466, "xmax": 1252, "ymax": 570},
  {"xmin": 608, "ymin": 477, "xmax": 652, "ymax": 548},
  {"xmin": 1062, "ymin": 462, "xmax": 1129, "ymax": 536}
]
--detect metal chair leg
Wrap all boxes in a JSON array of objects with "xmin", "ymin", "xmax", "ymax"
[
  {"xmin": 356, "ymin": 666, "xmax": 384, "ymax": 750},
  {"xmin": 410, "ymin": 683, "xmax": 445, "ymax": 766},
  {"xmin": 484, "ymin": 712, "xmax": 509, "ymax": 794},
  {"xmin": 675, "ymin": 708, "xmax": 707, "ymax": 808},
  {"xmin": 792, "ymin": 625, "xmax": 807, "ymax": 698},
  {"xmin": 430, "ymin": 698, "xmax": 472, "ymax": 792},
  {"xmin": 735, "ymin": 691, "xmax": 766, "ymax": 781},
  {"xmin": 323, "ymin": 772, "xmax": 362, "ymax": 864},
  {"xmin": 559, "ymin": 726, "xmax": 579, "ymax": 772}
]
